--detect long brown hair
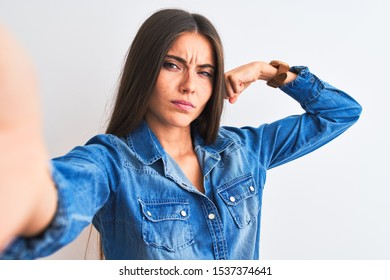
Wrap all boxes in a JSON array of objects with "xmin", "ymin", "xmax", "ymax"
[{"xmin": 105, "ymin": 8, "xmax": 225, "ymax": 144}]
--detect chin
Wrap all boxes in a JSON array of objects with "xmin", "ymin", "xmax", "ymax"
[{"xmin": 168, "ymin": 116, "xmax": 194, "ymax": 128}]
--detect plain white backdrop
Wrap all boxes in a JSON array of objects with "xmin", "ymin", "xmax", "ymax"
[{"xmin": 1, "ymin": 0, "xmax": 389, "ymax": 259}]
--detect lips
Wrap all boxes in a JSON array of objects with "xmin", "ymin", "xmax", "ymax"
[{"xmin": 171, "ymin": 100, "xmax": 195, "ymax": 111}]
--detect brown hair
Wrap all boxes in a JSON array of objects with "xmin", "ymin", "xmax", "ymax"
[{"xmin": 105, "ymin": 8, "xmax": 225, "ymax": 144}]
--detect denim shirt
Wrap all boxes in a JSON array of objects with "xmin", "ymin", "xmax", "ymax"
[{"xmin": 1, "ymin": 67, "xmax": 362, "ymax": 260}]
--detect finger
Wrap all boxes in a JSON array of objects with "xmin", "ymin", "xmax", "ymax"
[
  {"xmin": 228, "ymin": 75, "xmax": 243, "ymax": 94},
  {"xmin": 229, "ymin": 95, "xmax": 239, "ymax": 104},
  {"xmin": 224, "ymin": 74, "xmax": 236, "ymax": 98}
]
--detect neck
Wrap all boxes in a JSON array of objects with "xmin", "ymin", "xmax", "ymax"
[{"xmin": 147, "ymin": 122, "xmax": 194, "ymax": 158}]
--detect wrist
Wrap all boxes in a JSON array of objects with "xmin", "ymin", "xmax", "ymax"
[
  {"xmin": 266, "ymin": 60, "xmax": 290, "ymax": 88},
  {"xmin": 257, "ymin": 61, "xmax": 278, "ymax": 81}
]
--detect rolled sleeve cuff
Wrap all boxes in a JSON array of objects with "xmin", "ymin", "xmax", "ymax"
[{"xmin": 280, "ymin": 66, "xmax": 326, "ymax": 107}]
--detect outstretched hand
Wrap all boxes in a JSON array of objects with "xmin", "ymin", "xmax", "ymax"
[{"xmin": 0, "ymin": 25, "xmax": 57, "ymax": 253}]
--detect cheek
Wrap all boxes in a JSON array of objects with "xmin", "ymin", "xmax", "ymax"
[
  {"xmin": 201, "ymin": 82, "xmax": 214, "ymax": 103},
  {"xmin": 155, "ymin": 75, "xmax": 177, "ymax": 98},
  {"xmin": 154, "ymin": 70, "xmax": 171, "ymax": 91},
  {"xmin": 198, "ymin": 91, "xmax": 213, "ymax": 110},
  {"xmin": 152, "ymin": 79, "xmax": 169, "ymax": 101}
]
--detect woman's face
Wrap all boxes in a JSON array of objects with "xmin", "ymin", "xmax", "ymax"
[{"xmin": 145, "ymin": 32, "xmax": 215, "ymax": 131}]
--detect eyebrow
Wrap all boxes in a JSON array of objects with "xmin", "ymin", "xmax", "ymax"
[{"xmin": 166, "ymin": 54, "xmax": 215, "ymax": 69}]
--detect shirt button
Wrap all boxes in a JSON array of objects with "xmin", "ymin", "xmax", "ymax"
[
  {"xmin": 147, "ymin": 211, "xmax": 152, "ymax": 217},
  {"xmin": 180, "ymin": 210, "xmax": 187, "ymax": 217},
  {"xmin": 249, "ymin": 186, "xmax": 255, "ymax": 192},
  {"xmin": 229, "ymin": 196, "xmax": 236, "ymax": 202},
  {"xmin": 208, "ymin": 213, "xmax": 215, "ymax": 220}
]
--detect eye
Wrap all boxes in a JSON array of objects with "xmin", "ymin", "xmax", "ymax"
[
  {"xmin": 199, "ymin": 71, "xmax": 214, "ymax": 78},
  {"xmin": 163, "ymin": 61, "xmax": 180, "ymax": 70}
]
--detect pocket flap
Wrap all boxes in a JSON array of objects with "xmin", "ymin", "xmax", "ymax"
[
  {"xmin": 139, "ymin": 199, "xmax": 190, "ymax": 222},
  {"xmin": 218, "ymin": 174, "xmax": 257, "ymax": 206}
]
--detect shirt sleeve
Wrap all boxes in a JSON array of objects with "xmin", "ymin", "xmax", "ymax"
[
  {"xmin": 230, "ymin": 66, "xmax": 362, "ymax": 170},
  {"xmin": 0, "ymin": 134, "xmax": 124, "ymax": 259}
]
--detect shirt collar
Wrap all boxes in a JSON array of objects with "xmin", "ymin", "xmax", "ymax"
[
  {"xmin": 127, "ymin": 121, "xmax": 239, "ymax": 165},
  {"xmin": 192, "ymin": 128, "xmax": 238, "ymax": 159},
  {"xmin": 126, "ymin": 121, "xmax": 165, "ymax": 165}
]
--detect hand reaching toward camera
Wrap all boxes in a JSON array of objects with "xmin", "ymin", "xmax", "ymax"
[{"xmin": 0, "ymin": 25, "xmax": 57, "ymax": 252}]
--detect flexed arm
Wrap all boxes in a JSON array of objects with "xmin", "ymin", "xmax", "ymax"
[
  {"xmin": 223, "ymin": 60, "xmax": 361, "ymax": 169},
  {"xmin": 0, "ymin": 25, "xmax": 57, "ymax": 251},
  {"xmin": 224, "ymin": 61, "xmax": 297, "ymax": 104}
]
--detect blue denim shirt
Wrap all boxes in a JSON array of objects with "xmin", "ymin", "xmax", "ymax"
[{"xmin": 1, "ymin": 67, "xmax": 362, "ymax": 259}]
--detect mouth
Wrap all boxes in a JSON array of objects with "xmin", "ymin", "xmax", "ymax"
[{"xmin": 171, "ymin": 100, "xmax": 196, "ymax": 111}]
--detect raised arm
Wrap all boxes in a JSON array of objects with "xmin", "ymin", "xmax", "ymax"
[
  {"xmin": 224, "ymin": 60, "xmax": 297, "ymax": 104},
  {"xmin": 223, "ymin": 60, "xmax": 362, "ymax": 169},
  {"xmin": 0, "ymin": 25, "xmax": 57, "ymax": 251}
]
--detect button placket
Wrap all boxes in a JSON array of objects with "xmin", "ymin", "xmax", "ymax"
[{"xmin": 201, "ymin": 198, "xmax": 228, "ymax": 260}]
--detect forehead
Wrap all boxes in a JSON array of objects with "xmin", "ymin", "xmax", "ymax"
[{"xmin": 168, "ymin": 32, "xmax": 215, "ymax": 64}]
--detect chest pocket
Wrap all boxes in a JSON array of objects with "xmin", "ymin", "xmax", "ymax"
[
  {"xmin": 139, "ymin": 198, "xmax": 194, "ymax": 252},
  {"xmin": 217, "ymin": 174, "xmax": 260, "ymax": 228}
]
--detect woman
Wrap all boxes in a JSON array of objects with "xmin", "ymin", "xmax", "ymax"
[{"xmin": 0, "ymin": 9, "xmax": 361, "ymax": 259}]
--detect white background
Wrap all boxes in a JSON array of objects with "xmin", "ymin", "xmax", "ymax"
[{"xmin": 1, "ymin": 0, "xmax": 389, "ymax": 259}]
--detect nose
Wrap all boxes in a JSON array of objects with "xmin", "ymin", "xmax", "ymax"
[{"xmin": 179, "ymin": 71, "xmax": 196, "ymax": 94}]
